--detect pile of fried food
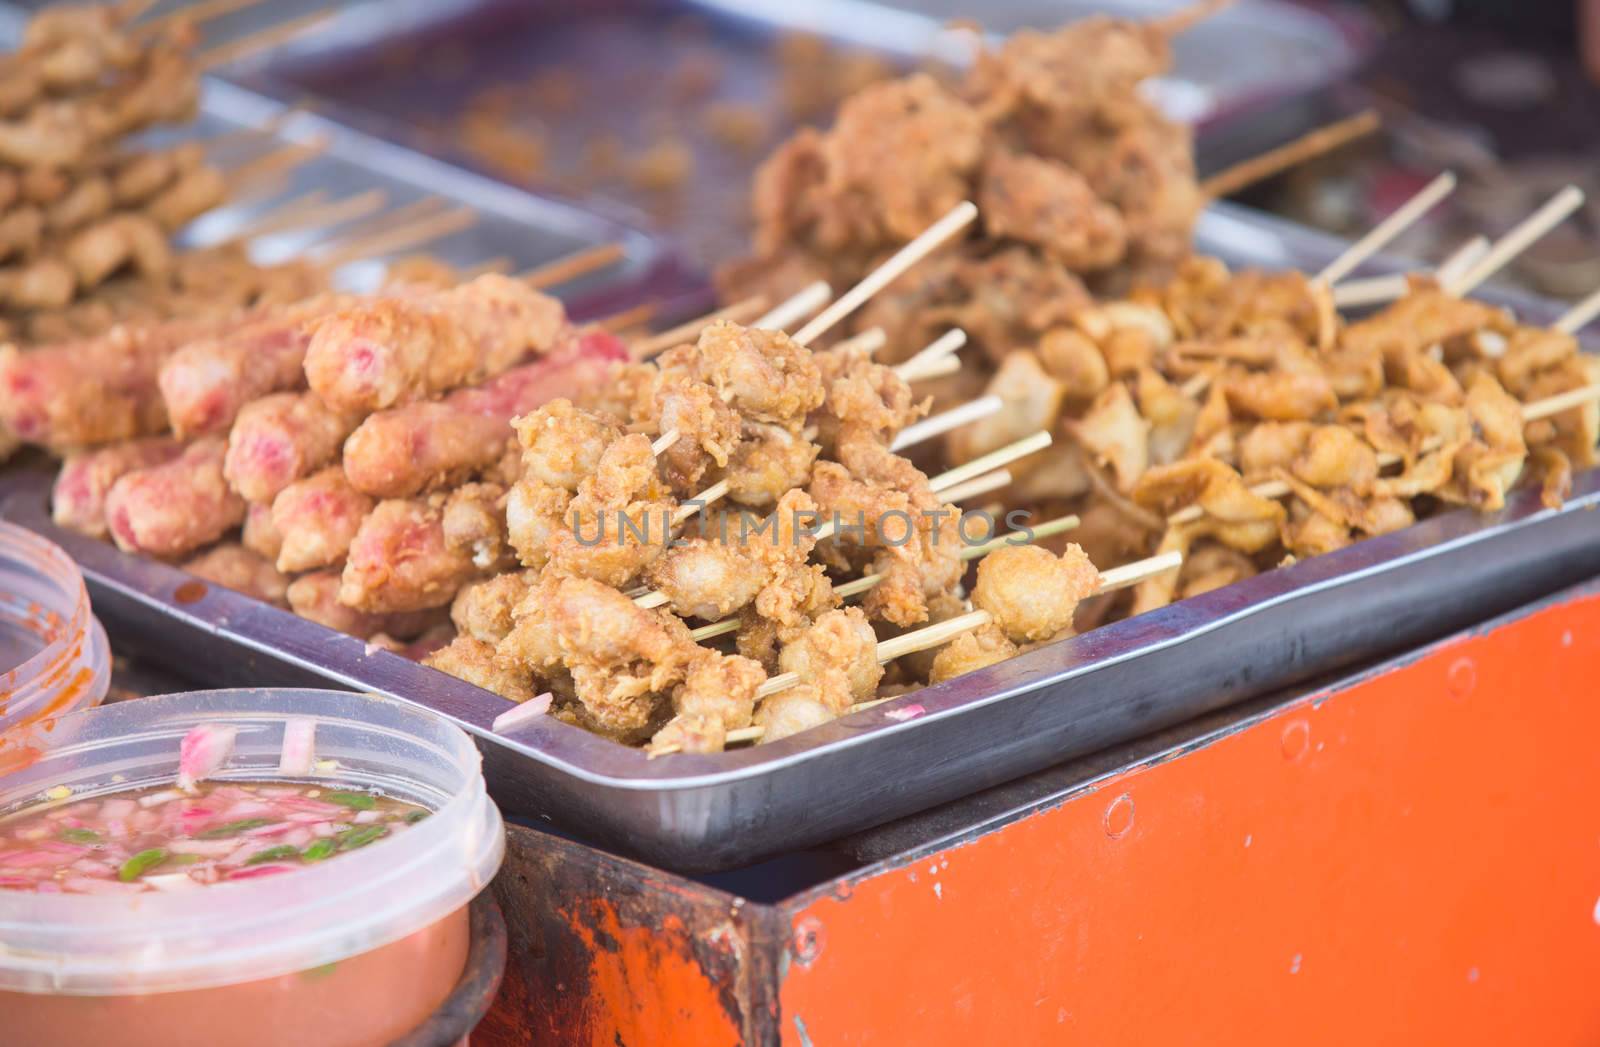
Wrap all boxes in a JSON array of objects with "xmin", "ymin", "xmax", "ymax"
[
  {"xmin": 718, "ymin": 11, "xmax": 1205, "ymax": 363},
  {"xmin": 0, "ymin": 1, "xmax": 228, "ymax": 342}
]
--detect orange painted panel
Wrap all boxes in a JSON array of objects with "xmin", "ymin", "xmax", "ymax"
[{"xmin": 781, "ymin": 592, "xmax": 1600, "ymax": 1045}]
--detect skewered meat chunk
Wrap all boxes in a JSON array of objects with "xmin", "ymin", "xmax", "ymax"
[
  {"xmin": 645, "ymin": 536, "xmax": 768, "ymax": 621},
  {"xmin": 725, "ymin": 421, "xmax": 820, "ymax": 508},
  {"xmin": 303, "ymin": 274, "xmax": 568, "ymax": 412},
  {"xmin": 148, "ymin": 165, "xmax": 225, "ymax": 231},
  {"xmin": 441, "ymin": 482, "xmax": 512, "ymax": 571},
  {"xmin": 64, "ymin": 212, "xmax": 171, "ymax": 286},
  {"xmin": 0, "ymin": 316, "xmax": 217, "ymax": 450},
  {"xmin": 270, "ymin": 467, "xmax": 375, "ymax": 573},
  {"xmin": 181, "ymin": 543, "xmax": 289, "ymax": 607},
  {"xmin": 972, "ymin": 543, "xmax": 1100, "ymax": 644},
  {"xmin": 345, "ymin": 334, "xmax": 627, "ymax": 499},
  {"xmin": 505, "ymin": 478, "xmax": 570, "ymax": 570},
  {"xmin": 544, "ymin": 433, "xmax": 675, "ymax": 588},
  {"xmin": 512, "ymin": 397, "xmax": 620, "ymax": 490},
  {"xmin": 978, "ymin": 150, "xmax": 1126, "ymax": 271},
  {"xmin": 654, "ymin": 372, "xmax": 741, "ymax": 494},
  {"xmin": 223, "ymin": 392, "xmax": 363, "ymax": 503},
  {"xmin": 158, "ymin": 296, "xmax": 351, "ymax": 437},
  {"xmin": 929, "ymin": 623, "xmax": 1018, "ymax": 684},
  {"xmin": 695, "ymin": 319, "xmax": 825, "ymax": 428},
  {"xmin": 1133, "ymin": 458, "xmax": 1287, "ymax": 554},
  {"xmin": 1068, "ymin": 381, "xmax": 1148, "ymax": 492},
  {"xmin": 753, "ymin": 683, "xmax": 840, "ymax": 743},
  {"xmin": 52, "ymin": 434, "xmax": 181, "ymax": 537},
  {"xmin": 777, "ymin": 607, "xmax": 883, "ymax": 704},
  {"xmin": 104, "ymin": 436, "xmax": 244, "ymax": 557},
  {"xmin": 451, "ymin": 570, "xmax": 535, "ymax": 644},
  {"xmin": 423, "ymin": 637, "xmax": 539, "ymax": 704},
  {"xmin": 339, "ymin": 496, "xmax": 485, "ymax": 613},
  {"xmin": 1291, "ymin": 425, "xmax": 1378, "ymax": 492},
  {"xmin": 649, "ymin": 650, "xmax": 768, "ymax": 754},
  {"xmin": 287, "ymin": 569, "xmax": 448, "ymax": 639},
  {"xmin": 947, "ymin": 349, "xmax": 1063, "ymax": 468}
]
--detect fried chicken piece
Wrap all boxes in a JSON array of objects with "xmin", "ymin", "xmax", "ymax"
[
  {"xmin": 422, "ymin": 484, "xmax": 503, "ymax": 574},
  {"xmin": 1238, "ymin": 421, "xmax": 1313, "ymax": 480},
  {"xmin": 645, "ymin": 535, "xmax": 768, "ymax": 621},
  {"xmin": 655, "ymin": 374, "xmax": 741, "ymax": 494},
  {"xmin": 754, "ymin": 683, "xmax": 839, "ymax": 744},
  {"xmin": 1133, "ymin": 458, "xmax": 1286, "ymax": 554},
  {"xmin": 821, "ymin": 74, "xmax": 984, "ymax": 244},
  {"xmin": 1067, "ymin": 381, "xmax": 1148, "ymax": 492},
  {"xmin": 241, "ymin": 502, "xmax": 282, "ymax": 562},
  {"xmin": 1342, "ymin": 284, "xmax": 1515, "ymax": 365},
  {"xmin": 978, "ymin": 149, "xmax": 1127, "ymax": 270},
  {"xmin": 725, "ymin": 421, "xmax": 820, "ymax": 508},
  {"xmin": 778, "ymin": 607, "xmax": 883, "ymax": 704},
  {"xmin": 451, "ymin": 570, "xmax": 536, "ymax": 644},
  {"xmin": 512, "ymin": 397, "xmax": 620, "ymax": 489},
  {"xmin": 973, "ymin": 543, "xmax": 1100, "ymax": 644},
  {"xmin": 1136, "ymin": 366, "xmax": 1199, "ymax": 467},
  {"xmin": 424, "ymin": 636, "xmax": 539, "ymax": 704},
  {"xmin": 505, "ymin": 478, "xmax": 570, "ymax": 570},
  {"xmin": 1291, "ymin": 425, "xmax": 1378, "ymax": 492},
  {"xmin": 696, "ymin": 319, "xmax": 825, "ymax": 428},
  {"xmin": 181, "ymin": 543, "xmax": 289, "ymax": 607},
  {"xmin": 649, "ymin": 650, "xmax": 768, "ymax": 754},
  {"xmin": 1177, "ymin": 543, "xmax": 1257, "ymax": 600},
  {"xmin": 929, "ymin": 622, "xmax": 1019, "ymax": 684},
  {"xmin": 1497, "ymin": 326, "xmax": 1578, "ymax": 398},
  {"xmin": 1038, "ymin": 326, "xmax": 1110, "ymax": 399},
  {"xmin": 544, "ymin": 433, "xmax": 675, "ymax": 588}
]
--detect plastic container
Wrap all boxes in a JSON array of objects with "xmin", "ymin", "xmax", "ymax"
[
  {"xmin": 0, "ymin": 521, "xmax": 110, "ymax": 737},
  {"xmin": 0, "ymin": 688, "xmax": 505, "ymax": 1047}
]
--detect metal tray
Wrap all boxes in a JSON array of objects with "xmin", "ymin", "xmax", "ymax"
[
  {"xmin": 0, "ymin": 3, "xmax": 699, "ymax": 321},
  {"xmin": 5, "ymin": 453, "xmax": 1600, "ymax": 871},
  {"xmin": 224, "ymin": 0, "xmax": 1372, "ymax": 268}
]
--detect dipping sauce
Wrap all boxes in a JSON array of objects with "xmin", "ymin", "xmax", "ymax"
[{"xmin": 0, "ymin": 781, "xmax": 428, "ymax": 893}]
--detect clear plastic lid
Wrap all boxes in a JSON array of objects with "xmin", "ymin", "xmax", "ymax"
[
  {"xmin": 0, "ymin": 521, "xmax": 110, "ymax": 736},
  {"xmin": 0, "ymin": 688, "xmax": 505, "ymax": 995}
]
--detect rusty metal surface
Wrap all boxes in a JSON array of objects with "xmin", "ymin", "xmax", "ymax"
[{"xmin": 477, "ymin": 824, "xmax": 783, "ymax": 1047}]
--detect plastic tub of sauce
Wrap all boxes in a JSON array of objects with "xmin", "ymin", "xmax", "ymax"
[
  {"xmin": 0, "ymin": 521, "xmax": 109, "ymax": 737},
  {"xmin": 0, "ymin": 688, "xmax": 505, "ymax": 1047}
]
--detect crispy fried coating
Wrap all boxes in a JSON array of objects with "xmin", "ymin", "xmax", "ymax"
[{"xmin": 973, "ymin": 543, "xmax": 1100, "ymax": 644}]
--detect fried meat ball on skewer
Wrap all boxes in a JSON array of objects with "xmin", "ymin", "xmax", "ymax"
[
  {"xmin": 104, "ymin": 436, "xmax": 243, "ymax": 558},
  {"xmin": 924, "ymin": 543, "xmax": 1101, "ymax": 684},
  {"xmin": 224, "ymin": 392, "xmax": 365, "ymax": 504}
]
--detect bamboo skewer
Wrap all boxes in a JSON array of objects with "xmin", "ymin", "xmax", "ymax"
[
  {"xmin": 891, "ymin": 394, "xmax": 1002, "ymax": 451},
  {"xmin": 1554, "ymin": 285, "xmax": 1600, "ymax": 335},
  {"xmin": 744, "ymin": 549, "xmax": 1185, "ymax": 706},
  {"xmin": 196, "ymin": 9, "xmax": 337, "ymax": 70},
  {"xmin": 634, "ymin": 431, "xmax": 1055, "ymax": 610},
  {"xmin": 927, "ymin": 467, "xmax": 1012, "ymax": 505},
  {"xmin": 316, "ymin": 206, "xmax": 477, "ymax": 268},
  {"xmin": 894, "ymin": 328, "xmax": 968, "ymax": 382},
  {"xmin": 754, "ymin": 281, "xmax": 831, "ymax": 330},
  {"xmin": 1435, "ymin": 235, "xmax": 1491, "ymax": 287},
  {"xmin": 1447, "ymin": 186, "xmax": 1585, "ymax": 297},
  {"xmin": 228, "ymin": 188, "xmax": 387, "ymax": 244},
  {"xmin": 631, "ymin": 295, "xmax": 771, "ymax": 359},
  {"xmin": 689, "ymin": 510, "xmax": 1079, "ymax": 642},
  {"xmin": 224, "ymin": 139, "xmax": 328, "ymax": 194},
  {"xmin": 1316, "ymin": 171, "xmax": 1457, "ymax": 286},
  {"xmin": 520, "ymin": 243, "xmax": 626, "ymax": 289},
  {"xmin": 317, "ymin": 197, "xmax": 448, "ymax": 252},
  {"xmin": 1200, "ymin": 111, "xmax": 1381, "ymax": 199},
  {"xmin": 793, "ymin": 201, "xmax": 978, "ymax": 345},
  {"xmin": 595, "ymin": 302, "xmax": 657, "ymax": 335}
]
